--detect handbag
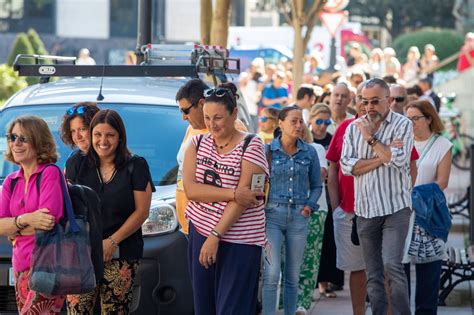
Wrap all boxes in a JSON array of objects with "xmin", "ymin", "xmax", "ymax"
[
  {"xmin": 351, "ymin": 215, "xmax": 360, "ymax": 246},
  {"xmin": 29, "ymin": 165, "xmax": 96, "ymax": 295}
]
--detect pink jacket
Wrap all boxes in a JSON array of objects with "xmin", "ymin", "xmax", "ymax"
[{"xmin": 0, "ymin": 164, "xmax": 64, "ymax": 273}]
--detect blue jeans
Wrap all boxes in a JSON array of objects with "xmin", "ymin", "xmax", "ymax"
[
  {"xmin": 262, "ymin": 203, "xmax": 309, "ymax": 315},
  {"xmin": 415, "ymin": 260, "xmax": 442, "ymax": 315},
  {"xmin": 357, "ymin": 208, "xmax": 411, "ymax": 315}
]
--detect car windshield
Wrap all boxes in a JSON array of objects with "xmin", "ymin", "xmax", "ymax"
[{"xmin": 0, "ymin": 103, "xmax": 187, "ymax": 186}]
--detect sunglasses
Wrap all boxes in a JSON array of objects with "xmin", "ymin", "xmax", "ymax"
[
  {"xmin": 66, "ymin": 106, "xmax": 88, "ymax": 116},
  {"xmin": 315, "ymin": 119, "xmax": 331, "ymax": 126},
  {"xmin": 260, "ymin": 116, "xmax": 276, "ymax": 123},
  {"xmin": 204, "ymin": 88, "xmax": 231, "ymax": 98},
  {"xmin": 179, "ymin": 102, "xmax": 196, "ymax": 115},
  {"xmin": 6, "ymin": 133, "xmax": 29, "ymax": 143},
  {"xmin": 394, "ymin": 96, "xmax": 405, "ymax": 103},
  {"xmin": 361, "ymin": 97, "xmax": 388, "ymax": 106}
]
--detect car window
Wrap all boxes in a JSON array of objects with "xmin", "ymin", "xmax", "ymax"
[{"xmin": 0, "ymin": 104, "xmax": 187, "ymax": 186}]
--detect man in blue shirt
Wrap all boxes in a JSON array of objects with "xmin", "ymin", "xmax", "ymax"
[{"xmin": 262, "ymin": 71, "xmax": 289, "ymax": 109}]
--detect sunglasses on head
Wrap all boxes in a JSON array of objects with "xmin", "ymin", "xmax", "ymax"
[
  {"xmin": 179, "ymin": 102, "xmax": 196, "ymax": 115},
  {"xmin": 204, "ymin": 88, "xmax": 231, "ymax": 98},
  {"xmin": 315, "ymin": 119, "xmax": 331, "ymax": 126},
  {"xmin": 6, "ymin": 133, "xmax": 29, "ymax": 143},
  {"xmin": 394, "ymin": 96, "xmax": 405, "ymax": 103},
  {"xmin": 361, "ymin": 97, "xmax": 388, "ymax": 106},
  {"xmin": 66, "ymin": 106, "xmax": 88, "ymax": 116}
]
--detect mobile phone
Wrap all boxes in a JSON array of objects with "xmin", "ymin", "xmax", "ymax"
[
  {"xmin": 112, "ymin": 248, "xmax": 120, "ymax": 259},
  {"xmin": 251, "ymin": 173, "xmax": 266, "ymax": 200}
]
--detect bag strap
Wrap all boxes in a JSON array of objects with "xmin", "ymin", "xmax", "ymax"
[
  {"xmin": 417, "ymin": 134, "xmax": 439, "ymax": 167},
  {"xmin": 38, "ymin": 164, "xmax": 80, "ymax": 233},
  {"xmin": 265, "ymin": 144, "xmax": 272, "ymax": 174},
  {"xmin": 196, "ymin": 134, "xmax": 205, "ymax": 152},
  {"xmin": 241, "ymin": 134, "xmax": 256, "ymax": 156},
  {"xmin": 10, "ymin": 177, "xmax": 19, "ymax": 193}
]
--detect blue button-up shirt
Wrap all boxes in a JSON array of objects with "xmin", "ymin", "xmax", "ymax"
[{"xmin": 267, "ymin": 137, "xmax": 322, "ymax": 211}]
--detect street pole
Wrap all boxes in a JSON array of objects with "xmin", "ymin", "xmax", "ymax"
[
  {"xmin": 470, "ymin": 144, "xmax": 474, "ymax": 244},
  {"xmin": 329, "ymin": 36, "xmax": 336, "ymax": 71},
  {"xmin": 136, "ymin": 0, "xmax": 152, "ymax": 64}
]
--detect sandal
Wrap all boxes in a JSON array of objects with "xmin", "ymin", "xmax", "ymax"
[{"xmin": 319, "ymin": 288, "xmax": 337, "ymax": 298}]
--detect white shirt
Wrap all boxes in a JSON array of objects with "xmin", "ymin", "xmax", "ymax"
[{"xmin": 310, "ymin": 143, "xmax": 328, "ymax": 211}]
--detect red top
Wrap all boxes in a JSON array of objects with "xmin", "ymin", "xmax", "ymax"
[
  {"xmin": 457, "ymin": 48, "xmax": 474, "ymax": 72},
  {"xmin": 326, "ymin": 118, "xmax": 419, "ymax": 213}
]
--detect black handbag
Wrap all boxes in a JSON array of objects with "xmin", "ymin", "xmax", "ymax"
[{"xmin": 351, "ymin": 215, "xmax": 360, "ymax": 246}]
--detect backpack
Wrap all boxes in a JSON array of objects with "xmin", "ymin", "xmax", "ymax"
[
  {"xmin": 11, "ymin": 165, "xmax": 104, "ymax": 283},
  {"xmin": 196, "ymin": 133, "xmax": 256, "ymax": 153}
]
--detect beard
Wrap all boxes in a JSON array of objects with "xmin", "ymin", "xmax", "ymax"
[{"xmin": 367, "ymin": 112, "xmax": 383, "ymax": 123}]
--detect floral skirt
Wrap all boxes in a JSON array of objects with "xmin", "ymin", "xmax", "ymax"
[
  {"xmin": 66, "ymin": 259, "xmax": 138, "ymax": 315},
  {"xmin": 14, "ymin": 268, "xmax": 65, "ymax": 315}
]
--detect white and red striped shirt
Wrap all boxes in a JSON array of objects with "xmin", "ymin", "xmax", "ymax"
[{"xmin": 185, "ymin": 134, "xmax": 268, "ymax": 247}]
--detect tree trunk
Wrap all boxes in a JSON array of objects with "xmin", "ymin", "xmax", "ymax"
[
  {"xmin": 210, "ymin": 0, "xmax": 231, "ymax": 47},
  {"xmin": 200, "ymin": 0, "xmax": 212, "ymax": 44},
  {"xmin": 293, "ymin": 23, "xmax": 305, "ymax": 94}
]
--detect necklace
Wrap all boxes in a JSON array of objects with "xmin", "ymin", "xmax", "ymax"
[
  {"xmin": 97, "ymin": 167, "xmax": 117, "ymax": 184},
  {"xmin": 215, "ymin": 133, "xmax": 235, "ymax": 150}
]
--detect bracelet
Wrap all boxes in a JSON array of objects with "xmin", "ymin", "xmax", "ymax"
[
  {"xmin": 14, "ymin": 216, "xmax": 26, "ymax": 230},
  {"xmin": 210, "ymin": 229, "xmax": 222, "ymax": 239},
  {"xmin": 108, "ymin": 236, "xmax": 119, "ymax": 248},
  {"xmin": 367, "ymin": 136, "xmax": 378, "ymax": 146}
]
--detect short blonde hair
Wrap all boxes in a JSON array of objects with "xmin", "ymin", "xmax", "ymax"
[
  {"xmin": 301, "ymin": 124, "xmax": 314, "ymax": 143},
  {"xmin": 5, "ymin": 116, "xmax": 58, "ymax": 165},
  {"xmin": 309, "ymin": 103, "xmax": 331, "ymax": 119}
]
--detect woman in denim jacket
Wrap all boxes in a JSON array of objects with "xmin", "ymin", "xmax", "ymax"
[{"xmin": 262, "ymin": 106, "xmax": 322, "ymax": 315}]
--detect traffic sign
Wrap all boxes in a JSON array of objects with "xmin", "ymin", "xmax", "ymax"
[
  {"xmin": 323, "ymin": 0, "xmax": 350, "ymax": 12},
  {"xmin": 319, "ymin": 11, "xmax": 348, "ymax": 38}
]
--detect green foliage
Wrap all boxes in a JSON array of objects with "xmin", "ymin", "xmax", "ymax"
[
  {"xmin": 0, "ymin": 64, "xmax": 28, "ymax": 102},
  {"xmin": 27, "ymin": 28, "xmax": 49, "ymax": 56},
  {"xmin": 7, "ymin": 33, "xmax": 34, "ymax": 67},
  {"xmin": 393, "ymin": 29, "xmax": 464, "ymax": 70}
]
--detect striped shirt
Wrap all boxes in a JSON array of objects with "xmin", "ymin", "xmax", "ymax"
[
  {"xmin": 185, "ymin": 134, "xmax": 269, "ymax": 246},
  {"xmin": 340, "ymin": 111, "xmax": 413, "ymax": 218}
]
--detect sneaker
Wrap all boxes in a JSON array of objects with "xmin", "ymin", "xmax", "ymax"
[{"xmin": 295, "ymin": 306, "xmax": 307, "ymax": 315}]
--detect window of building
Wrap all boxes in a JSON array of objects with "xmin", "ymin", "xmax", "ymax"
[{"xmin": 0, "ymin": 0, "xmax": 55, "ymax": 33}]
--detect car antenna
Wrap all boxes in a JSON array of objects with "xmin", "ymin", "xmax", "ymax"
[{"xmin": 96, "ymin": 63, "xmax": 106, "ymax": 101}]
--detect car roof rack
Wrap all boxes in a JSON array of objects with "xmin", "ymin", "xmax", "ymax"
[{"xmin": 13, "ymin": 44, "xmax": 240, "ymax": 85}]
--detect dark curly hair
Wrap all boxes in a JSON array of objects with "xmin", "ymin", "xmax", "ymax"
[{"xmin": 60, "ymin": 102, "xmax": 100, "ymax": 148}]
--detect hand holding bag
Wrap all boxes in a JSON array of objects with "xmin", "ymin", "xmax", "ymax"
[{"xmin": 29, "ymin": 165, "xmax": 96, "ymax": 295}]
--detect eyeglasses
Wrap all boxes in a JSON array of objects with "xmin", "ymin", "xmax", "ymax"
[
  {"xmin": 179, "ymin": 102, "xmax": 196, "ymax": 115},
  {"xmin": 394, "ymin": 96, "xmax": 405, "ymax": 103},
  {"xmin": 361, "ymin": 96, "xmax": 389, "ymax": 106},
  {"xmin": 66, "ymin": 106, "xmax": 88, "ymax": 116},
  {"xmin": 6, "ymin": 133, "xmax": 29, "ymax": 143},
  {"xmin": 408, "ymin": 115, "xmax": 426, "ymax": 122},
  {"xmin": 315, "ymin": 119, "xmax": 332, "ymax": 126},
  {"xmin": 204, "ymin": 88, "xmax": 231, "ymax": 98},
  {"xmin": 260, "ymin": 116, "xmax": 276, "ymax": 123}
]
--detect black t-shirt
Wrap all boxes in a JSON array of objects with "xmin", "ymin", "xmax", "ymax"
[
  {"xmin": 314, "ymin": 133, "xmax": 333, "ymax": 150},
  {"xmin": 66, "ymin": 152, "xmax": 155, "ymax": 260}
]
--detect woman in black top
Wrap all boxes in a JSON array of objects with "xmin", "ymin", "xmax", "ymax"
[{"xmin": 65, "ymin": 109, "xmax": 154, "ymax": 314}]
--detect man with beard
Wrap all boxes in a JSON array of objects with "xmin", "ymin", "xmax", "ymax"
[{"xmin": 341, "ymin": 78, "xmax": 413, "ymax": 315}]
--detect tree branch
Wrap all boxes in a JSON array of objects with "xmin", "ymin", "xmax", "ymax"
[
  {"xmin": 304, "ymin": 0, "xmax": 324, "ymax": 25},
  {"xmin": 303, "ymin": 1, "xmax": 325, "ymax": 47},
  {"xmin": 277, "ymin": 0, "xmax": 293, "ymax": 25}
]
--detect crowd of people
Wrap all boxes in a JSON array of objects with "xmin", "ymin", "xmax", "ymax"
[{"xmin": 0, "ymin": 41, "xmax": 456, "ymax": 315}]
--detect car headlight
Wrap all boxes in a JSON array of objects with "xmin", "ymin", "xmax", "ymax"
[{"xmin": 142, "ymin": 202, "xmax": 178, "ymax": 236}]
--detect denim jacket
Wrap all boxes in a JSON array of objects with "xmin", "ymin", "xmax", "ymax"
[
  {"xmin": 266, "ymin": 137, "xmax": 322, "ymax": 211},
  {"xmin": 412, "ymin": 183, "xmax": 452, "ymax": 242}
]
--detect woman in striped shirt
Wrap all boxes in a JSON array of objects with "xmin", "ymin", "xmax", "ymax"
[{"xmin": 182, "ymin": 82, "xmax": 268, "ymax": 314}]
